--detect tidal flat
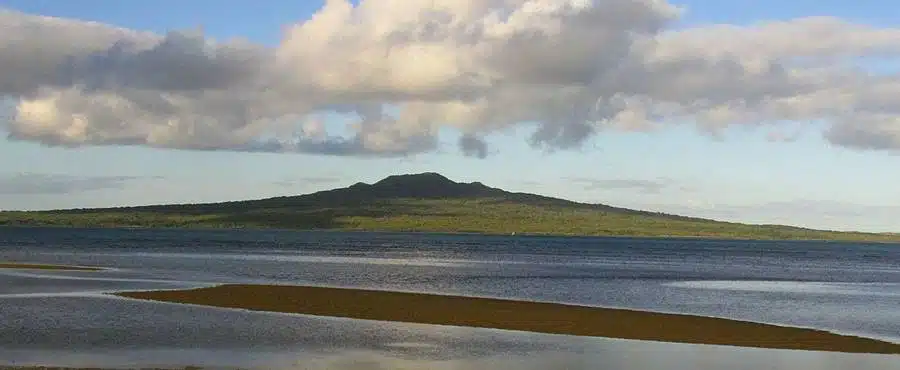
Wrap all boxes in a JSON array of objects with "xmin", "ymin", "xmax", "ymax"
[
  {"xmin": 118, "ymin": 284, "xmax": 900, "ymax": 354},
  {"xmin": 3, "ymin": 228, "xmax": 899, "ymax": 369}
]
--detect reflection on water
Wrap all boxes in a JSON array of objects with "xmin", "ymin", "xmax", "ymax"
[
  {"xmin": 2, "ymin": 270, "xmax": 898, "ymax": 369},
  {"xmin": 4, "ymin": 337, "xmax": 900, "ymax": 370},
  {"xmin": 1, "ymin": 228, "xmax": 900, "ymax": 369}
]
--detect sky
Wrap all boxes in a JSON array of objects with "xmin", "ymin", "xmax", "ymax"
[{"xmin": 1, "ymin": 0, "xmax": 899, "ymax": 232}]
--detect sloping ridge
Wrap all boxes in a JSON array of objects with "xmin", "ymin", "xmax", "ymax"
[
  {"xmin": 107, "ymin": 172, "xmax": 707, "ymax": 221},
  {"xmin": 13, "ymin": 172, "xmax": 882, "ymax": 240},
  {"xmin": 308, "ymin": 172, "xmax": 504, "ymax": 202}
]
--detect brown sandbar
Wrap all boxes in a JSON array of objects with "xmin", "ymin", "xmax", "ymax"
[
  {"xmin": 116, "ymin": 284, "xmax": 900, "ymax": 354},
  {"xmin": 0, "ymin": 262, "xmax": 102, "ymax": 271}
]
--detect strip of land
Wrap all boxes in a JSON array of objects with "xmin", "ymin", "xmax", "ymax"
[
  {"xmin": 116, "ymin": 284, "xmax": 900, "ymax": 354},
  {"xmin": 5, "ymin": 173, "xmax": 900, "ymax": 242},
  {"xmin": 0, "ymin": 262, "xmax": 102, "ymax": 271}
]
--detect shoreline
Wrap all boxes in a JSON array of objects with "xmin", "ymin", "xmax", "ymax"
[
  {"xmin": 0, "ymin": 262, "xmax": 102, "ymax": 272},
  {"xmin": 1, "ymin": 225, "xmax": 896, "ymax": 244},
  {"xmin": 116, "ymin": 284, "xmax": 900, "ymax": 355}
]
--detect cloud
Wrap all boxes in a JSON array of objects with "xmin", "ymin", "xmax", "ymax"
[
  {"xmin": 4, "ymin": 2, "xmax": 900, "ymax": 157},
  {"xmin": 765, "ymin": 129, "xmax": 802, "ymax": 143},
  {"xmin": 643, "ymin": 199, "xmax": 900, "ymax": 232},
  {"xmin": 570, "ymin": 177, "xmax": 686, "ymax": 194},
  {"xmin": 519, "ymin": 180, "xmax": 544, "ymax": 186},
  {"xmin": 0, "ymin": 173, "xmax": 161, "ymax": 195},
  {"xmin": 458, "ymin": 134, "xmax": 488, "ymax": 158},
  {"xmin": 273, "ymin": 176, "xmax": 341, "ymax": 187}
]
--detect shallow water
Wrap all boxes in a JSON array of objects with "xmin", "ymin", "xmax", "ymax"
[{"xmin": 1, "ymin": 227, "xmax": 899, "ymax": 369}]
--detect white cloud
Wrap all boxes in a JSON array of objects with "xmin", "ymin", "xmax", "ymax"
[
  {"xmin": 651, "ymin": 17, "xmax": 900, "ymax": 62},
  {"xmin": 3, "ymin": 1, "xmax": 900, "ymax": 157}
]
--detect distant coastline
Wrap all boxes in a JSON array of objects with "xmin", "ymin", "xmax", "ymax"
[
  {"xmin": 1, "ymin": 224, "xmax": 897, "ymax": 244},
  {"xmin": 2, "ymin": 173, "xmax": 898, "ymax": 243},
  {"xmin": 0, "ymin": 262, "xmax": 102, "ymax": 271}
]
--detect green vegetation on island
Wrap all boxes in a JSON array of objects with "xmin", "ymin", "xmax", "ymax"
[{"xmin": 1, "ymin": 173, "xmax": 897, "ymax": 242}]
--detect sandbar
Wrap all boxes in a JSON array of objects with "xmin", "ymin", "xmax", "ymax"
[
  {"xmin": 116, "ymin": 284, "xmax": 900, "ymax": 354},
  {"xmin": 0, "ymin": 262, "xmax": 102, "ymax": 271}
]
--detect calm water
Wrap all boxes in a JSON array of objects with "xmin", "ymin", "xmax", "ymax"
[{"xmin": 1, "ymin": 227, "xmax": 899, "ymax": 369}]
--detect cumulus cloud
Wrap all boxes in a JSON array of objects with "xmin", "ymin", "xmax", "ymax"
[
  {"xmin": 0, "ymin": 173, "xmax": 161, "ymax": 195},
  {"xmin": 3, "ymin": 1, "xmax": 900, "ymax": 157}
]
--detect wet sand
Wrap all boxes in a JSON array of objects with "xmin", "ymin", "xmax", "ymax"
[
  {"xmin": 0, "ymin": 263, "xmax": 101, "ymax": 271},
  {"xmin": 117, "ymin": 284, "xmax": 900, "ymax": 354}
]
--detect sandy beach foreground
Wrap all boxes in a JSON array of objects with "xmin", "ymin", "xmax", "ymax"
[
  {"xmin": 117, "ymin": 284, "xmax": 900, "ymax": 354},
  {"xmin": 0, "ymin": 263, "xmax": 101, "ymax": 271}
]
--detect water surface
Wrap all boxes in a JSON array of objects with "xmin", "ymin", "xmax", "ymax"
[{"xmin": 1, "ymin": 227, "xmax": 898, "ymax": 369}]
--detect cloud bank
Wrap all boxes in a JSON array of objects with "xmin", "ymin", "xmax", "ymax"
[
  {"xmin": 3, "ymin": 1, "xmax": 900, "ymax": 157},
  {"xmin": 0, "ymin": 173, "xmax": 161, "ymax": 195},
  {"xmin": 643, "ymin": 199, "xmax": 900, "ymax": 232}
]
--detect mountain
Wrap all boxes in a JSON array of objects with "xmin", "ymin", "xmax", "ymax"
[{"xmin": 1, "ymin": 172, "xmax": 896, "ymax": 242}]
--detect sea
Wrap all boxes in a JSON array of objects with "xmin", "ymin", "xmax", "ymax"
[{"xmin": 1, "ymin": 227, "xmax": 899, "ymax": 369}]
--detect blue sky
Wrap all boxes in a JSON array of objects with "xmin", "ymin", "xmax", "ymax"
[{"xmin": 1, "ymin": 0, "xmax": 899, "ymax": 232}]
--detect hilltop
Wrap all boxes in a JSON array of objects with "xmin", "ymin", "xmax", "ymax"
[{"xmin": 1, "ymin": 172, "xmax": 896, "ymax": 242}]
